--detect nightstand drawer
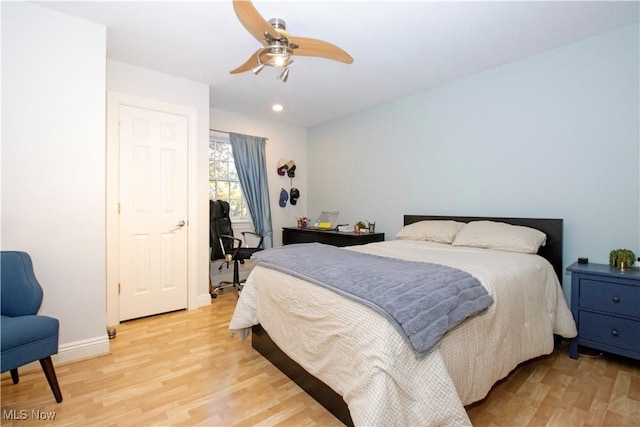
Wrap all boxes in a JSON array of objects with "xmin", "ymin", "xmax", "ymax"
[
  {"xmin": 580, "ymin": 279, "xmax": 639, "ymax": 318},
  {"xmin": 579, "ymin": 311, "xmax": 640, "ymax": 353}
]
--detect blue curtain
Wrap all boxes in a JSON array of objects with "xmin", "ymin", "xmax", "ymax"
[{"xmin": 229, "ymin": 133, "xmax": 273, "ymax": 248}]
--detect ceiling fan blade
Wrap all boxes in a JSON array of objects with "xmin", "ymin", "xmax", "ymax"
[
  {"xmin": 230, "ymin": 50, "xmax": 261, "ymax": 74},
  {"xmin": 233, "ymin": 0, "xmax": 281, "ymax": 44},
  {"xmin": 288, "ymin": 36, "xmax": 353, "ymax": 64}
]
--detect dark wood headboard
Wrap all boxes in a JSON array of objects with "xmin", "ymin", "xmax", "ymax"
[{"xmin": 404, "ymin": 215, "xmax": 564, "ymax": 284}]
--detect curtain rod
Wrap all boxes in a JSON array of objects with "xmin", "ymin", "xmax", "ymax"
[{"xmin": 209, "ymin": 128, "xmax": 269, "ymax": 141}]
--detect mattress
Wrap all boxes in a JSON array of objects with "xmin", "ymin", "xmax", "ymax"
[{"xmin": 230, "ymin": 240, "xmax": 577, "ymax": 426}]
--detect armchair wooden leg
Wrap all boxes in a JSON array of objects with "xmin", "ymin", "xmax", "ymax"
[
  {"xmin": 10, "ymin": 368, "xmax": 19, "ymax": 384},
  {"xmin": 39, "ymin": 356, "xmax": 63, "ymax": 403}
]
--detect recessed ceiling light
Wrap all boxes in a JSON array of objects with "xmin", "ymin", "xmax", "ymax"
[{"xmin": 272, "ymin": 104, "xmax": 284, "ymax": 112}]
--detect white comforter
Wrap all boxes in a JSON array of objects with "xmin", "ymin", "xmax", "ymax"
[{"xmin": 229, "ymin": 240, "xmax": 577, "ymax": 426}]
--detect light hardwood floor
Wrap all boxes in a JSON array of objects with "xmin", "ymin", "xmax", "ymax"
[{"xmin": 2, "ymin": 290, "xmax": 639, "ymax": 426}]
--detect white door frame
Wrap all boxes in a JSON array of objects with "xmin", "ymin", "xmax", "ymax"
[{"xmin": 106, "ymin": 92, "xmax": 199, "ymax": 333}]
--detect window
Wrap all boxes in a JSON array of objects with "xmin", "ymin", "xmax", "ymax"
[{"xmin": 209, "ymin": 135, "xmax": 249, "ymax": 219}]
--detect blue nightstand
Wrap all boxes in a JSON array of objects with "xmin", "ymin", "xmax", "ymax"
[{"xmin": 567, "ymin": 262, "xmax": 640, "ymax": 360}]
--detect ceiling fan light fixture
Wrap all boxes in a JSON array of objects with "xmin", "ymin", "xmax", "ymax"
[
  {"xmin": 252, "ymin": 63, "xmax": 265, "ymax": 75},
  {"xmin": 278, "ymin": 67, "xmax": 290, "ymax": 82},
  {"xmin": 272, "ymin": 54, "xmax": 289, "ymax": 67},
  {"xmin": 257, "ymin": 45, "xmax": 293, "ymax": 67},
  {"xmin": 253, "ymin": 45, "xmax": 293, "ymax": 81},
  {"xmin": 265, "ymin": 45, "xmax": 293, "ymax": 68}
]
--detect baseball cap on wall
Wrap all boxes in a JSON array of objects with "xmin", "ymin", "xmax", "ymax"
[
  {"xmin": 279, "ymin": 188, "xmax": 288, "ymax": 207},
  {"xmin": 286, "ymin": 160, "xmax": 296, "ymax": 178},
  {"xmin": 277, "ymin": 159, "xmax": 288, "ymax": 176},
  {"xmin": 290, "ymin": 187, "xmax": 300, "ymax": 205}
]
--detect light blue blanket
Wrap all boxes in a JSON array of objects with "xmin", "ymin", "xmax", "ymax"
[{"xmin": 252, "ymin": 243, "xmax": 494, "ymax": 358}]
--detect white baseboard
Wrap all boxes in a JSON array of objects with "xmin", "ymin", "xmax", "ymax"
[
  {"xmin": 196, "ymin": 293, "xmax": 214, "ymax": 307},
  {"xmin": 56, "ymin": 335, "xmax": 110, "ymax": 364},
  {"xmin": 5, "ymin": 335, "xmax": 111, "ymax": 375}
]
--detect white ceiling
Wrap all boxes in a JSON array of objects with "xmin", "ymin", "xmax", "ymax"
[{"xmin": 34, "ymin": 1, "xmax": 639, "ymax": 128}]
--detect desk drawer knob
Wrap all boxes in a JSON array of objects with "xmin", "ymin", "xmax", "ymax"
[
  {"xmin": 612, "ymin": 296, "xmax": 620, "ymax": 303},
  {"xmin": 611, "ymin": 329, "xmax": 619, "ymax": 337}
]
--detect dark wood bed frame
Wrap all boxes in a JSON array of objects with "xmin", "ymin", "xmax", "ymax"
[{"xmin": 251, "ymin": 215, "xmax": 564, "ymax": 427}]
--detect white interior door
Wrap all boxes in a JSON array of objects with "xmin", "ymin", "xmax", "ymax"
[{"xmin": 118, "ymin": 105, "xmax": 188, "ymax": 321}]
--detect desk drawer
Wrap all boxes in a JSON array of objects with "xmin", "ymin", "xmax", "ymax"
[
  {"xmin": 579, "ymin": 311, "xmax": 640, "ymax": 353},
  {"xmin": 580, "ymin": 279, "xmax": 639, "ymax": 318}
]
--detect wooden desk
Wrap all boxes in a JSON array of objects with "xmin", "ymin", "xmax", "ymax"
[{"xmin": 282, "ymin": 227, "xmax": 384, "ymax": 247}]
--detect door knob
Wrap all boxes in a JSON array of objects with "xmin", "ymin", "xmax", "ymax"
[{"xmin": 176, "ymin": 220, "xmax": 186, "ymax": 227}]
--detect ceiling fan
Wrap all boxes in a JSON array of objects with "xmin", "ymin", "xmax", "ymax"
[{"xmin": 229, "ymin": 0, "xmax": 353, "ymax": 82}]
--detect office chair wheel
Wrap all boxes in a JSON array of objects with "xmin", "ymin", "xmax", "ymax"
[{"xmin": 210, "ymin": 292, "xmax": 217, "ymax": 299}]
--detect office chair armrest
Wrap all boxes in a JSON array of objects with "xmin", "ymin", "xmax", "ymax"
[
  {"xmin": 218, "ymin": 235, "xmax": 242, "ymax": 246},
  {"xmin": 218, "ymin": 235, "xmax": 243, "ymax": 257},
  {"xmin": 241, "ymin": 231, "xmax": 264, "ymax": 248}
]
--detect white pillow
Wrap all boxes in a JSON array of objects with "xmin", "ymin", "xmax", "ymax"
[
  {"xmin": 451, "ymin": 220, "xmax": 546, "ymax": 254},
  {"xmin": 395, "ymin": 220, "xmax": 466, "ymax": 244}
]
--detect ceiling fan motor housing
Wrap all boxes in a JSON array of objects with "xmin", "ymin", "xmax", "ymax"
[{"xmin": 268, "ymin": 18, "xmax": 286, "ymax": 31}]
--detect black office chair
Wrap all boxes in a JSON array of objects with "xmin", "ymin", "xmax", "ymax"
[{"xmin": 212, "ymin": 232, "xmax": 264, "ymax": 298}]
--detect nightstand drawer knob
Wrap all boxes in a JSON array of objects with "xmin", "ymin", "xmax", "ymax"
[
  {"xmin": 612, "ymin": 296, "xmax": 620, "ymax": 303},
  {"xmin": 611, "ymin": 329, "xmax": 619, "ymax": 337}
]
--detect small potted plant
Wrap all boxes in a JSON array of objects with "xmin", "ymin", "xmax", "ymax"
[{"xmin": 609, "ymin": 248, "xmax": 636, "ymax": 269}]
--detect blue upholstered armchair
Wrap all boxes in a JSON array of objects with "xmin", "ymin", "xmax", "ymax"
[{"xmin": 1, "ymin": 251, "xmax": 63, "ymax": 403}]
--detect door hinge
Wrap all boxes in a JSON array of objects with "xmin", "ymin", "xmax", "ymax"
[
  {"xmin": 118, "ymin": 283, "xmax": 121, "ymax": 295},
  {"xmin": 118, "ymin": 203, "xmax": 121, "ymax": 214}
]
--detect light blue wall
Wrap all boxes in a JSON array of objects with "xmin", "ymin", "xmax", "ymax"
[{"xmin": 308, "ymin": 24, "xmax": 639, "ymax": 286}]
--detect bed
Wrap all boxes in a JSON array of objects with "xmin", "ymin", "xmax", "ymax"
[{"xmin": 229, "ymin": 215, "xmax": 577, "ymax": 426}]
